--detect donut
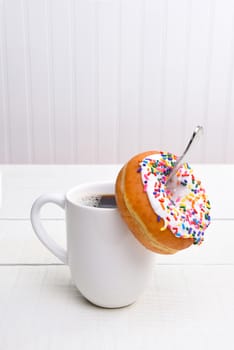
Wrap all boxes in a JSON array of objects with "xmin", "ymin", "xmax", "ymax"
[{"xmin": 115, "ymin": 151, "xmax": 211, "ymax": 254}]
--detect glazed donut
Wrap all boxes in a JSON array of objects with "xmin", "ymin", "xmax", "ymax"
[{"xmin": 115, "ymin": 151, "xmax": 211, "ymax": 254}]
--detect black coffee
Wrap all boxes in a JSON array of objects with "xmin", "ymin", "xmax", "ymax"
[
  {"xmin": 82, "ymin": 194, "xmax": 117, "ymax": 208},
  {"xmin": 97, "ymin": 194, "xmax": 117, "ymax": 208}
]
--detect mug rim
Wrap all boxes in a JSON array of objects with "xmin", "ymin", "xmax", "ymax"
[{"xmin": 66, "ymin": 181, "xmax": 117, "ymax": 211}]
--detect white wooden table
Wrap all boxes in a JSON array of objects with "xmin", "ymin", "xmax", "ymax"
[{"xmin": 0, "ymin": 164, "xmax": 233, "ymax": 350}]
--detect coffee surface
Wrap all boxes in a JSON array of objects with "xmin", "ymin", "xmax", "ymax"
[
  {"xmin": 97, "ymin": 194, "xmax": 117, "ymax": 208},
  {"xmin": 82, "ymin": 194, "xmax": 117, "ymax": 208}
]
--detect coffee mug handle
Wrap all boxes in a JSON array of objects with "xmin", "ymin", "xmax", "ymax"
[{"xmin": 30, "ymin": 193, "xmax": 67, "ymax": 264}]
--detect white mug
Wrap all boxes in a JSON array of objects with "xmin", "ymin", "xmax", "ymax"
[{"xmin": 30, "ymin": 182, "xmax": 154, "ymax": 308}]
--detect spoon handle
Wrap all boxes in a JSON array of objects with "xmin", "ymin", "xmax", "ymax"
[{"xmin": 166, "ymin": 125, "xmax": 203, "ymax": 184}]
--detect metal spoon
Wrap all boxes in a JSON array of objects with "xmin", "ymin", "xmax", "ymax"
[{"xmin": 166, "ymin": 125, "xmax": 204, "ymax": 186}]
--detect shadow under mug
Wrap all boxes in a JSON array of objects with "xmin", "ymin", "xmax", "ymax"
[{"xmin": 30, "ymin": 182, "xmax": 155, "ymax": 308}]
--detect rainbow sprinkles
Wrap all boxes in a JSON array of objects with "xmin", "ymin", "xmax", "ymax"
[{"xmin": 137, "ymin": 152, "xmax": 211, "ymax": 245}]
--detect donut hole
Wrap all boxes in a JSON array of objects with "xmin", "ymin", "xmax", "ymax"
[{"xmin": 166, "ymin": 181, "xmax": 189, "ymax": 204}]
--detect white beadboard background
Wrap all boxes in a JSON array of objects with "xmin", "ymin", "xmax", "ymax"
[{"xmin": 0, "ymin": 0, "xmax": 234, "ymax": 164}]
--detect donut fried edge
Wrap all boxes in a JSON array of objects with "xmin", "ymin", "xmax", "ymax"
[{"xmin": 115, "ymin": 165, "xmax": 174, "ymax": 254}]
